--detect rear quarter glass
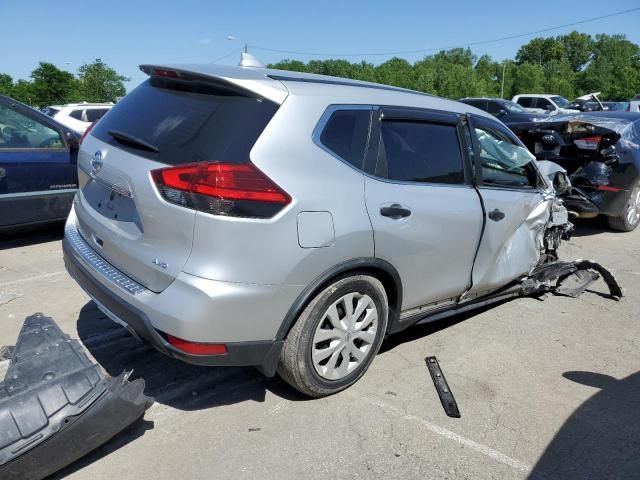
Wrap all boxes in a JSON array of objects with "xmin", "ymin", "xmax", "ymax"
[{"xmin": 91, "ymin": 77, "xmax": 279, "ymax": 165}]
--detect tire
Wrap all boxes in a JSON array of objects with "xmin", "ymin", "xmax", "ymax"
[
  {"xmin": 277, "ymin": 274, "xmax": 388, "ymax": 398},
  {"xmin": 607, "ymin": 180, "xmax": 640, "ymax": 232}
]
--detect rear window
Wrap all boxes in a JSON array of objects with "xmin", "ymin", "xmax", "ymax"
[
  {"xmin": 319, "ymin": 109, "xmax": 370, "ymax": 169},
  {"xmin": 92, "ymin": 77, "xmax": 279, "ymax": 165}
]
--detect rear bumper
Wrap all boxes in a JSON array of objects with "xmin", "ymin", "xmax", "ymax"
[{"xmin": 63, "ymin": 209, "xmax": 288, "ymax": 375}]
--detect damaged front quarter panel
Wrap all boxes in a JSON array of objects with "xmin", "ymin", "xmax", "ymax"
[{"xmin": 0, "ymin": 314, "xmax": 153, "ymax": 480}]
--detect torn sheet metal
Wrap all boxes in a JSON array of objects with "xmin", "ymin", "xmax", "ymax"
[
  {"xmin": 523, "ymin": 260, "xmax": 623, "ymax": 300},
  {"xmin": 0, "ymin": 313, "xmax": 153, "ymax": 480}
]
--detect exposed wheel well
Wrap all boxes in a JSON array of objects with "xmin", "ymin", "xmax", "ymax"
[{"xmin": 275, "ymin": 260, "xmax": 403, "ymax": 341}]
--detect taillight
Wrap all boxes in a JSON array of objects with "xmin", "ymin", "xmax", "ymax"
[
  {"xmin": 79, "ymin": 121, "xmax": 97, "ymax": 145},
  {"xmin": 596, "ymin": 185, "xmax": 623, "ymax": 192},
  {"xmin": 151, "ymin": 162, "xmax": 291, "ymax": 218},
  {"xmin": 166, "ymin": 335, "xmax": 227, "ymax": 355},
  {"xmin": 574, "ymin": 135, "xmax": 601, "ymax": 150}
]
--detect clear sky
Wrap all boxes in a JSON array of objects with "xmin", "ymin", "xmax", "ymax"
[{"xmin": 3, "ymin": 0, "xmax": 639, "ymax": 91}]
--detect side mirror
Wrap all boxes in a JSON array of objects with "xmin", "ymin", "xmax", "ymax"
[
  {"xmin": 544, "ymin": 105, "xmax": 555, "ymax": 112},
  {"xmin": 496, "ymin": 108, "xmax": 507, "ymax": 117}
]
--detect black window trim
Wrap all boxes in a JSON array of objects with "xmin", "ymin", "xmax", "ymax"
[
  {"xmin": 363, "ymin": 106, "xmax": 474, "ymax": 188},
  {"xmin": 312, "ymin": 104, "xmax": 373, "ymax": 173},
  {"xmin": 467, "ymin": 113, "xmax": 544, "ymax": 192}
]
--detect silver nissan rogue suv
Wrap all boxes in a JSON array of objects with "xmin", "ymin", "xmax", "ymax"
[{"xmin": 64, "ymin": 61, "xmax": 564, "ymax": 397}]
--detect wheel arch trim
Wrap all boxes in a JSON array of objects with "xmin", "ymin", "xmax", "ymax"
[{"xmin": 275, "ymin": 258, "xmax": 403, "ymax": 341}]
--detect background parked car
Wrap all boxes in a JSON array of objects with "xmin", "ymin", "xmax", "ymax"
[
  {"xmin": 459, "ymin": 97, "xmax": 547, "ymax": 124},
  {"xmin": 628, "ymin": 94, "xmax": 640, "ymax": 113},
  {"xmin": 603, "ymin": 101, "xmax": 630, "ymax": 111},
  {"xmin": 43, "ymin": 102, "xmax": 112, "ymax": 134},
  {"xmin": 566, "ymin": 92, "xmax": 605, "ymax": 112},
  {"xmin": 512, "ymin": 94, "xmax": 580, "ymax": 114},
  {"xmin": 509, "ymin": 112, "xmax": 640, "ymax": 231},
  {"xmin": 0, "ymin": 95, "xmax": 79, "ymax": 230}
]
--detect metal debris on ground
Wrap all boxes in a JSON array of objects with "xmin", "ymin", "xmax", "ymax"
[
  {"xmin": 523, "ymin": 259, "xmax": 623, "ymax": 300},
  {"xmin": 0, "ymin": 313, "xmax": 153, "ymax": 480},
  {"xmin": 425, "ymin": 356, "xmax": 460, "ymax": 418}
]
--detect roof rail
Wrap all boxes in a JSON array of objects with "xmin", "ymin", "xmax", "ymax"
[{"xmin": 267, "ymin": 74, "xmax": 433, "ymax": 98}]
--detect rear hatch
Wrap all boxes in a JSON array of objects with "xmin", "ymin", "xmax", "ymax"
[{"xmin": 74, "ymin": 70, "xmax": 280, "ymax": 292}]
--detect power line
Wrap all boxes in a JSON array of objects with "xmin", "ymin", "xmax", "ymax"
[
  {"xmin": 211, "ymin": 48, "xmax": 242, "ymax": 64},
  {"xmin": 249, "ymin": 7, "xmax": 640, "ymax": 58}
]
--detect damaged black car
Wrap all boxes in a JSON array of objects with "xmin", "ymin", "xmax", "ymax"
[{"xmin": 510, "ymin": 112, "xmax": 640, "ymax": 231}]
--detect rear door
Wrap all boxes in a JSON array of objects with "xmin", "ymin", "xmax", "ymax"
[
  {"xmin": 364, "ymin": 107, "xmax": 483, "ymax": 313},
  {"xmin": 74, "ymin": 73, "xmax": 279, "ymax": 292},
  {"xmin": 467, "ymin": 114, "xmax": 549, "ymax": 294},
  {"xmin": 0, "ymin": 99, "xmax": 77, "ymax": 228}
]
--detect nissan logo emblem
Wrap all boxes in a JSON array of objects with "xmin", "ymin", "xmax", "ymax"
[{"xmin": 91, "ymin": 151, "xmax": 103, "ymax": 176}]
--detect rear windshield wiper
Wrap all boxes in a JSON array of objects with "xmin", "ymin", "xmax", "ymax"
[{"xmin": 107, "ymin": 129, "xmax": 159, "ymax": 153}]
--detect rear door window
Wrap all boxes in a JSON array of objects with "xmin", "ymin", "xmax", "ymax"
[
  {"xmin": 91, "ymin": 77, "xmax": 279, "ymax": 165},
  {"xmin": 536, "ymin": 98, "xmax": 553, "ymax": 110},
  {"xmin": 375, "ymin": 120, "xmax": 465, "ymax": 184},
  {"xmin": 516, "ymin": 97, "xmax": 533, "ymax": 108},
  {"xmin": 318, "ymin": 108, "xmax": 371, "ymax": 169}
]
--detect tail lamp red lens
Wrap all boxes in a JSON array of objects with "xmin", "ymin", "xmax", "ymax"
[
  {"xmin": 596, "ymin": 185, "xmax": 623, "ymax": 192},
  {"xmin": 574, "ymin": 135, "xmax": 601, "ymax": 150},
  {"xmin": 151, "ymin": 162, "xmax": 291, "ymax": 218},
  {"xmin": 166, "ymin": 335, "xmax": 227, "ymax": 355}
]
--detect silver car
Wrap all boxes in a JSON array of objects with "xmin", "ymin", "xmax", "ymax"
[{"xmin": 63, "ymin": 62, "xmax": 568, "ymax": 397}]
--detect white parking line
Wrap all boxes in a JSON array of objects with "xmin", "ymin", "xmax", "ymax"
[
  {"xmin": 0, "ymin": 271, "xmax": 66, "ymax": 289},
  {"xmin": 356, "ymin": 396, "xmax": 530, "ymax": 473}
]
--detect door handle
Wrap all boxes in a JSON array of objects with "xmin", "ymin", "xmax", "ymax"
[
  {"xmin": 380, "ymin": 204, "xmax": 412, "ymax": 220},
  {"xmin": 0, "ymin": 167, "xmax": 5, "ymax": 179},
  {"xmin": 488, "ymin": 208, "xmax": 505, "ymax": 222}
]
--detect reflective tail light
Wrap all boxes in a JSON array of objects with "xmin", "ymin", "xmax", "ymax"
[
  {"xmin": 151, "ymin": 162, "xmax": 291, "ymax": 218},
  {"xmin": 166, "ymin": 335, "xmax": 227, "ymax": 355}
]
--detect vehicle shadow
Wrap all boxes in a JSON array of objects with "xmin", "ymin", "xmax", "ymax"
[
  {"xmin": 0, "ymin": 222, "xmax": 64, "ymax": 250},
  {"xmin": 379, "ymin": 301, "xmax": 509, "ymax": 354},
  {"xmin": 568, "ymin": 217, "xmax": 613, "ymax": 237},
  {"xmin": 49, "ymin": 419, "xmax": 155, "ymax": 479},
  {"xmin": 528, "ymin": 370, "xmax": 640, "ymax": 479},
  {"xmin": 76, "ymin": 302, "xmax": 307, "ymax": 413}
]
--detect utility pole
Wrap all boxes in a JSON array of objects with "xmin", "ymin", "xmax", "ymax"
[
  {"xmin": 500, "ymin": 63, "xmax": 507, "ymax": 99},
  {"xmin": 244, "ymin": 42, "xmax": 248, "ymax": 53}
]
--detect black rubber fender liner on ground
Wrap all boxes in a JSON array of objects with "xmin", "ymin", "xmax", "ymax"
[{"xmin": 0, "ymin": 313, "xmax": 153, "ymax": 480}]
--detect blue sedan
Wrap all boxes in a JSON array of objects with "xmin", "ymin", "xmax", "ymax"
[{"xmin": 0, "ymin": 95, "xmax": 80, "ymax": 230}]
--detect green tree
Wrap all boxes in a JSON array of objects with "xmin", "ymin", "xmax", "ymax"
[
  {"xmin": 375, "ymin": 57, "xmax": 415, "ymax": 89},
  {"xmin": 11, "ymin": 80, "xmax": 34, "ymax": 105},
  {"xmin": 268, "ymin": 59, "xmax": 308, "ymax": 72},
  {"xmin": 512, "ymin": 63, "xmax": 545, "ymax": 94},
  {"xmin": 76, "ymin": 59, "xmax": 128, "ymax": 102},
  {"xmin": 30, "ymin": 62, "xmax": 78, "ymax": 106},
  {"xmin": 0, "ymin": 74, "xmax": 13, "ymax": 96},
  {"xmin": 516, "ymin": 37, "xmax": 564, "ymax": 67},
  {"xmin": 579, "ymin": 34, "xmax": 640, "ymax": 100},
  {"xmin": 558, "ymin": 31, "xmax": 593, "ymax": 72}
]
